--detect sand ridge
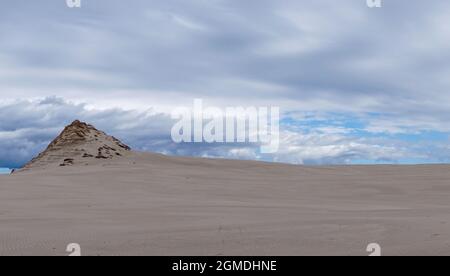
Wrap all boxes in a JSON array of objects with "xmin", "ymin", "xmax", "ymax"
[
  {"xmin": 2, "ymin": 151, "xmax": 450, "ymax": 255},
  {"xmin": 2, "ymin": 121, "xmax": 450, "ymax": 255}
]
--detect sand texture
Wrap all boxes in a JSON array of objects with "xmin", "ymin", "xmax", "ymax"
[
  {"xmin": 2, "ymin": 121, "xmax": 450, "ymax": 256},
  {"xmin": 1, "ymin": 153, "xmax": 450, "ymax": 256}
]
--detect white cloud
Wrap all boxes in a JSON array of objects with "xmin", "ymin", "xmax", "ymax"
[
  {"xmin": 0, "ymin": 97, "xmax": 429, "ymax": 168},
  {"xmin": 1, "ymin": 1, "xmax": 450, "ymax": 165}
]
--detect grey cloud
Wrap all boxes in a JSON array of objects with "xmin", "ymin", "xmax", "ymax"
[
  {"xmin": 1, "ymin": 97, "xmax": 436, "ymax": 168},
  {"xmin": 2, "ymin": 0, "xmax": 450, "ymax": 117},
  {"xmin": 1, "ymin": 1, "xmax": 450, "ymax": 165},
  {"xmin": 0, "ymin": 97, "xmax": 276, "ymax": 167},
  {"xmin": 0, "ymin": 97, "xmax": 174, "ymax": 167}
]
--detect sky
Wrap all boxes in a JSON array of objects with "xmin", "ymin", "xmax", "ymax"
[{"xmin": 1, "ymin": 0, "xmax": 450, "ymax": 168}]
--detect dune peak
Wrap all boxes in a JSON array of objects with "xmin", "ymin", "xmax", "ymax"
[{"xmin": 20, "ymin": 120, "xmax": 131, "ymax": 171}]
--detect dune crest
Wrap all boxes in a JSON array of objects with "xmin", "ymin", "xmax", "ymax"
[{"xmin": 21, "ymin": 120, "xmax": 131, "ymax": 171}]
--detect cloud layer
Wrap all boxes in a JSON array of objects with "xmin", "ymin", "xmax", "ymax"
[
  {"xmin": 1, "ymin": 97, "xmax": 449, "ymax": 168},
  {"xmin": 1, "ymin": 1, "xmax": 450, "ymax": 166}
]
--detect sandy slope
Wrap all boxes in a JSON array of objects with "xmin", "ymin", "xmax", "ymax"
[{"xmin": 1, "ymin": 152, "xmax": 450, "ymax": 256}]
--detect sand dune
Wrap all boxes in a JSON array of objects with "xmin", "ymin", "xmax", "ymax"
[
  {"xmin": 20, "ymin": 120, "xmax": 131, "ymax": 172},
  {"xmin": 2, "ymin": 121, "xmax": 450, "ymax": 256},
  {"xmin": 2, "ymin": 151, "xmax": 450, "ymax": 255}
]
